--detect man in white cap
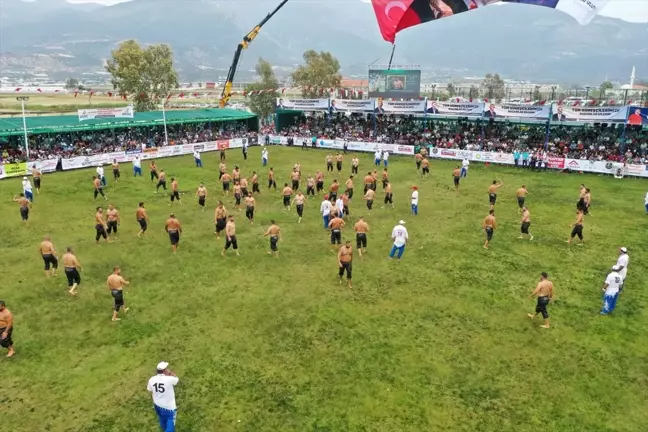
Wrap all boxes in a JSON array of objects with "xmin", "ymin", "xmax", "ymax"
[
  {"xmin": 22, "ymin": 176, "xmax": 34, "ymax": 202},
  {"xmin": 616, "ymin": 247, "xmax": 629, "ymax": 293},
  {"xmin": 601, "ymin": 265, "xmax": 622, "ymax": 315},
  {"xmin": 147, "ymin": 361, "xmax": 179, "ymax": 432},
  {"xmin": 389, "ymin": 220, "xmax": 409, "ymax": 260}
]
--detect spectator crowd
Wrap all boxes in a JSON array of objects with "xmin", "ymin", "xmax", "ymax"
[
  {"xmin": 0, "ymin": 121, "xmax": 255, "ymax": 163},
  {"xmin": 274, "ymin": 112, "xmax": 648, "ymax": 164},
  {"xmin": 1, "ymin": 114, "xmax": 647, "ymax": 164}
]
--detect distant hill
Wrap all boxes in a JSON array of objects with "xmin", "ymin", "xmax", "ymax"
[{"xmin": 1, "ymin": 0, "xmax": 647, "ymax": 83}]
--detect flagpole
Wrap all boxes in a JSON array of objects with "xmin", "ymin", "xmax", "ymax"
[
  {"xmin": 17, "ymin": 96, "xmax": 30, "ymax": 159},
  {"xmin": 161, "ymin": 101, "xmax": 169, "ymax": 146},
  {"xmin": 387, "ymin": 44, "xmax": 396, "ymax": 70}
]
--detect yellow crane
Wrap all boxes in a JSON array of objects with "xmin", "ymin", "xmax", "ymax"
[{"xmin": 219, "ymin": 0, "xmax": 289, "ymax": 108}]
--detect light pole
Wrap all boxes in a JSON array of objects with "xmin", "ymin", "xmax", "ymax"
[
  {"xmin": 431, "ymin": 84, "xmax": 436, "ymax": 100},
  {"xmin": 550, "ymin": 86, "xmax": 557, "ymax": 101},
  {"xmin": 585, "ymin": 85, "xmax": 591, "ymax": 101},
  {"xmin": 16, "ymin": 96, "xmax": 30, "ymax": 159}
]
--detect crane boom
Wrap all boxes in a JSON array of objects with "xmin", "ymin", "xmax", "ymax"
[{"xmin": 219, "ymin": 0, "xmax": 289, "ymax": 108}]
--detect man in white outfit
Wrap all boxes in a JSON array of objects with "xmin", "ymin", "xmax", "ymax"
[
  {"xmin": 461, "ymin": 158, "xmax": 470, "ymax": 178},
  {"xmin": 320, "ymin": 194, "xmax": 333, "ymax": 229},
  {"xmin": 22, "ymin": 176, "xmax": 34, "ymax": 202},
  {"xmin": 147, "ymin": 361, "xmax": 179, "ymax": 432},
  {"xmin": 616, "ymin": 247, "xmax": 629, "ymax": 293},
  {"xmin": 96, "ymin": 165, "xmax": 107, "ymax": 186},
  {"xmin": 389, "ymin": 220, "xmax": 409, "ymax": 260}
]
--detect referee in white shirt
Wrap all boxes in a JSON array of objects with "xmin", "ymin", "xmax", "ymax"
[
  {"xmin": 320, "ymin": 194, "xmax": 333, "ymax": 229},
  {"xmin": 389, "ymin": 220, "xmax": 409, "ymax": 260},
  {"xmin": 461, "ymin": 158, "xmax": 470, "ymax": 178},
  {"xmin": 96, "ymin": 165, "xmax": 107, "ymax": 187},
  {"xmin": 147, "ymin": 361, "xmax": 179, "ymax": 432}
]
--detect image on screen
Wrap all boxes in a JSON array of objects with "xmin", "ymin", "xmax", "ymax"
[{"xmin": 368, "ymin": 70, "xmax": 420, "ymax": 99}]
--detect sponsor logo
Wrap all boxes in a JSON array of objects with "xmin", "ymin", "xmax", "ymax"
[
  {"xmin": 172, "ymin": 146, "xmax": 183, "ymax": 155},
  {"xmin": 440, "ymin": 149, "xmax": 457, "ymax": 157},
  {"xmin": 144, "ymin": 148, "xmax": 158, "ymax": 153},
  {"xmin": 217, "ymin": 140, "xmax": 230, "ymax": 150},
  {"xmin": 458, "ymin": 151, "xmax": 472, "ymax": 158},
  {"xmin": 126, "ymin": 149, "xmax": 142, "ymax": 155},
  {"xmin": 193, "ymin": 144, "xmax": 204, "ymax": 151},
  {"xmin": 475, "ymin": 153, "xmax": 481, "ymax": 160},
  {"xmin": 568, "ymin": 160, "xmax": 580, "ymax": 168},
  {"xmin": 605, "ymin": 162, "xmax": 613, "ymax": 170},
  {"xmin": 626, "ymin": 164, "xmax": 644, "ymax": 174},
  {"xmin": 431, "ymin": 148, "xmax": 439, "ymax": 155},
  {"xmin": 494, "ymin": 153, "xmax": 510, "ymax": 162},
  {"xmin": 481, "ymin": 153, "xmax": 493, "ymax": 161},
  {"xmin": 397, "ymin": 146, "xmax": 411, "ymax": 153},
  {"xmin": 81, "ymin": 157, "xmax": 92, "ymax": 167},
  {"xmin": 547, "ymin": 157, "xmax": 565, "ymax": 169}
]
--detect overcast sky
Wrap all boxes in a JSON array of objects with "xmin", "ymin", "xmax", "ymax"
[{"xmin": 66, "ymin": 0, "xmax": 648, "ymax": 23}]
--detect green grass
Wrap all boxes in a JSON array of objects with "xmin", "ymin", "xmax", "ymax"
[{"xmin": 1, "ymin": 148, "xmax": 647, "ymax": 432}]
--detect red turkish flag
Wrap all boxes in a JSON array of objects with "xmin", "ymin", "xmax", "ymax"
[
  {"xmin": 370, "ymin": 0, "xmax": 417, "ymax": 43},
  {"xmin": 107, "ymin": 92, "xmax": 113, "ymax": 97},
  {"xmin": 37, "ymin": 88, "xmax": 42, "ymax": 92},
  {"xmin": 178, "ymin": 93, "xmax": 185, "ymax": 99},
  {"xmin": 14, "ymin": 88, "xmax": 21, "ymax": 92}
]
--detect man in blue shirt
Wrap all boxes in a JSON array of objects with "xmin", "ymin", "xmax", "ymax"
[
  {"xmin": 513, "ymin": 150, "xmax": 520, "ymax": 168},
  {"xmin": 522, "ymin": 151, "xmax": 530, "ymax": 168}
]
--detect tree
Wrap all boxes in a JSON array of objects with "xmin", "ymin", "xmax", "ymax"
[
  {"xmin": 532, "ymin": 86, "xmax": 542, "ymax": 101},
  {"xmin": 291, "ymin": 50, "xmax": 342, "ymax": 98},
  {"xmin": 469, "ymin": 85, "xmax": 479, "ymax": 100},
  {"xmin": 65, "ymin": 78, "xmax": 79, "ymax": 89},
  {"xmin": 599, "ymin": 80, "xmax": 613, "ymax": 99},
  {"xmin": 480, "ymin": 73, "xmax": 505, "ymax": 100},
  {"xmin": 446, "ymin": 83, "xmax": 455, "ymax": 97},
  {"xmin": 246, "ymin": 58, "xmax": 279, "ymax": 120},
  {"xmin": 105, "ymin": 40, "xmax": 179, "ymax": 112}
]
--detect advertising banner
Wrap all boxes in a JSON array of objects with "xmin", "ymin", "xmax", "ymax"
[
  {"xmin": 547, "ymin": 157, "xmax": 566, "ymax": 169},
  {"xmin": 33, "ymin": 158, "xmax": 59, "ymax": 173},
  {"xmin": 626, "ymin": 107, "xmax": 648, "ymax": 126},
  {"xmin": 276, "ymin": 98, "xmax": 328, "ymax": 110},
  {"xmin": 78, "ymin": 106, "xmax": 134, "ymax": 121},
  {"xmin": 316, "ymin": 138, "xmax": 414, "ymax": 155},
  {"xmin": 2, "ymin": 162, "xmax": 27, "ymax": 177},
  {"xmin": 426, "ymin": 101, "xmax": 484, "ymax": 116},
  {"xmin": 368, "ymin": 69, "xmax": 421, "ymax": 99},
  {"xmin": 217, "ymin": 140, "xmax": 230, "ymax": 150},
  {"xmin": 484, "ymin": 103, "xmax": 551, "ymax": 119},
  {"xmin": 375, "ymin": 100, "xmax": 426, "ymax": 114},
  {"xmin": 553, "ymin": 104, "xmax": 627, "ymax": 122},
  {"xmin": 331, "ymin": 99, "xmax": 375, "ymax": 112}
]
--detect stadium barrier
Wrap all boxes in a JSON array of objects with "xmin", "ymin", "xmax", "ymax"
[
  {"xmin": 2, "ymin": 136, "xmax": 646, "ymax": 179},
  {"xmin": 427, "ymin": 147, "xmax": 648, "ymax": 178},
  {"xmin": 0, "ymin": 138, "xmax": 248, "ymax": 180}
]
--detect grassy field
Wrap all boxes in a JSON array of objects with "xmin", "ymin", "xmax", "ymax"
[{"xmin": 1, "ymin": 147, "xmax": 647, "ymax": 432}]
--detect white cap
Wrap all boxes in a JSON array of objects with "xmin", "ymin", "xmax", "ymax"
[
  {"xmin": 23, "ymin": 176, "xmax": 27, "ymax": 180},
  {"xmin": 612, "ymin": 265, "xmax": 621, "ymax": 271},
  {"xmin": 156, "ymin": 361, "xmax": 169, "ymax": 371},
  {"xmin": 620, "ymin": 247, "xmax": 628, "ymax": 253},
  {"xmin": 399, "ymin": 220, "xmax": 406, "ymax": 225}
]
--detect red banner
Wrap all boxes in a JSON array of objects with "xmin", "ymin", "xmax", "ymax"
[
  {"xmin": 547, "ymin": 157, "xmax": 565, "ymax": 169},
  {"xmin": 217, "ymin": 140, "xmax": 230, "ymax": 150}
]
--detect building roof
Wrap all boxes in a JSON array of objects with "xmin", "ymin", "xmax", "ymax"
[
  {"xmin": 341, "ymin": 79, "xmax": 368, "ymax": 88},
  {"xmin": 0, "ymin": 108, "xmax": 256, "ymax": 137}
]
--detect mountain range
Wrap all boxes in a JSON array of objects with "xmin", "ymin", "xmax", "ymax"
[{"xmin": 1, "ymin": 0, "xmax": 647, "ymax": 83}]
